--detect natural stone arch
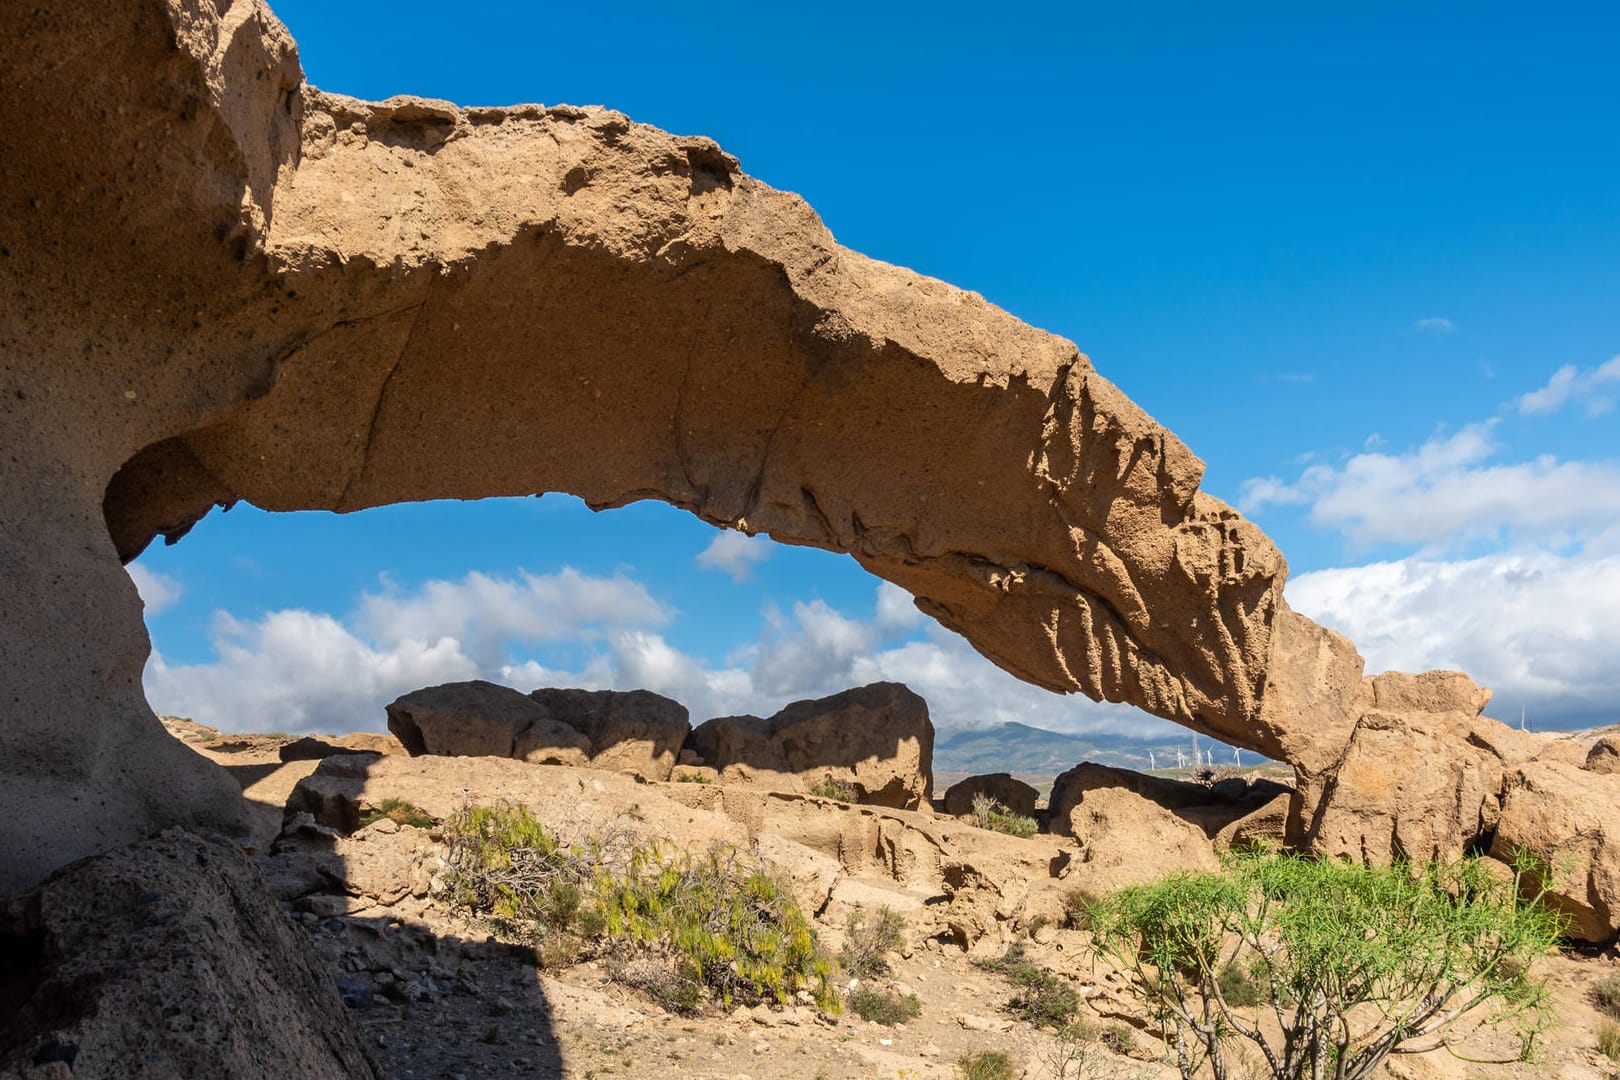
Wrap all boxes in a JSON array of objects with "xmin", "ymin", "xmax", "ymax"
[{"xmin": 0, "ymin": 0, "xmax": 1366, "ymax": 892}]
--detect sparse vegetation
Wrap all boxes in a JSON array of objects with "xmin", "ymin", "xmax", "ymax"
[
  {"xmin": 956, "ymin": 1049, "xmax": 1017, "ymax": 1080},
  {"xmin": 1598, "ymin": 1018, "xmax": 1620, "ymax": 1061},
  {"xmin": 1595, "ymin": 972, "xmax": 1620, "ymax": 1019},
  {"xmin": 808, "ymin": 774, "xmax": 860, "ymax": 802},
  {"xmin": 1062, "ymin": 887, "xmax": 1101, "ymax": 931},
  {"xmin": 1099, "ymin": 1022, "xmax": 1136, "ymax": 1056},
  {"xmin": 848, "ymin": 985, "xmax": 921, "ymax": 1025},
  {"xmin": 359, "ymin": 797, "xmax": 435, "ymax": 829},
  {"xmin": 443, "ymin": 801, "xmax": 838, "ymax": 1013},
  {"xmin": 973, "ymin": 942, "xmax": 1079, "ymax": 1028},
  {"xmin": 970, "ymin": 792, "xmax": 1038, "ymax": 839},
  {"xmin": 672, "ymin": 771, "xmax": 713, "ymax": 784},
  {"xmin": 1040, "ymin": 1021, "xmax": 1103, "ymax": 1080},
  {"xmin": 1084, "ymin": 849, "xmax": 1567, "ymax": 1080},
  {"xmin": 1215, "ymin": 958, "xmax": 1261, "ymax": 1008},
  {"xmin": 840, "ymin": 905, "xmax": 905, "ymax": 978}
]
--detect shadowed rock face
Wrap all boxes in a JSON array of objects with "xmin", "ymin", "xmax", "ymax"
[{"xmin": 0, "ymin": 0, "xmax": 1423, "ymax": 893}]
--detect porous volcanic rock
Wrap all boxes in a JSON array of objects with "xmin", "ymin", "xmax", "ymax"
[
  {"xmin": 1491, "ymin": 760, "xmax": 1620, "ymax": 942},
  {"xmin": 1064, "ymin": 784, "xmax": 1220, "ymax": 892},
  {"xmin": 942, "ymin": 773, "xmax": 1039, "ymax": 818},
  {"xmin": 1298, "ymin": 672, "xmax": 1537, "ymax": 865},
  {"xmin": 687, "ymin": 683, "xmax": 934, "ymax": 809},
  {"xmin": 529, "ymin": 687, "xmax": 690, "ymax": 781},
  {"xmin": 0, "ymin": 829, "xmax": 380, "ymax": 1080},
  {"xmin": 1047, "ymin": 761, "xmax": 1288, "ymax": 842},
  {"xmin": 386, "ymin": 680, "xmax": 591, "ymax": 765}
]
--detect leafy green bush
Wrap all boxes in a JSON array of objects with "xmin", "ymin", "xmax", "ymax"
[
  {"xmin": 957, "ymin": 1050, "xmax": 1017, "ymax": 1080},
  {"xmin": 1595, "ymin": 972, "xmax": 1620, "ymax": 1019},
  {"xmin": 808, "ymin": 774, "xmax": 860, "ymax": 802},
  {"xmin": 840, "ymin": 905, "xmax": 905, "ymax": 978},
  {"xmin": 969, "ymin": 792, "xmax": 1037, "ymax": 838},
  {"xmin": 1085, "ymin": 849, "xmax": 1566, "ymax": 1080},
  {"xmin": 359, "ymin": 797, "xmax": 435, "ymax": 829},
  {"xmin": 848, "ymin": 986, "xmax": 921, "ymax": 1025},
  {"xmin": 443, "ymin": 802, "xmax": 837, "ymax": 1013}
]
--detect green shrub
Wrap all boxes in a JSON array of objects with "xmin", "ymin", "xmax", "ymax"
[
  {"xmin": 840, "ymin": 905, "xmax": 905, "ymax": 978},
  {"xmin": 957, "ymin": 1050, "xmax": 1017, "ymax": 1080},
  {"xmin": 1215, "ymin": 959, "xmax": 1261, "ymax": 1007},
  {"xmin": 808, "ymin": 774, "xmax": 860, "ymax": 802},
  {"xmin": 673, "ymin": 771, "xmax": 713, "ymax": 784},
  {"xmin": 972, "ymin": 942, "xmax": 1078, "ymax": 1028},
  {"xmin": 1085, "ymin": 849, "xmax": 1566, "ymax": 1080},
  {"xmin": 1595, "ymin": 972, "xmax": 1620, "ymax": 1019},
  {"xmin": 1007, "ymin": 964, "xmax": 1079, "ymax": 1028},
  {"xmin": 848, "ymin": 986, "xmax": 921, "ymax": 1025},
  {"xmin": 1099, "ymin": 1023, "xmax": 1136, "ymax": 1055},
  {"xmin": 1062, "ymin": 887, "xmax": 1100, "ymax": 931},
  {"xmin": 1599, "ymin": 1018, "xmax": 1620, "ymax": 1061},
  {"xmin": 443, "ymin": 801, "xmax": 837, "ymax": 1013},
  {"xmin": 359, "ymin": 797, "xmax": 435, "ymax": 829},
  {"xmin": 969, "ymin": 792, "xmax": 1038, "ymax": 838}
]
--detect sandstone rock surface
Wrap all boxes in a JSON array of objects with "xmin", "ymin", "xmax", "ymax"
[
  {"xmin": 687, "ymin": 683, "xmax": 934, "ymax": 809},
  {"xmin": 386, "ymin": 680, "xmax": 591, "ymax": 766},
  {"xmin": 0, "ymin": 829, "xmax": 380, "ymax": 1079},
  {"xmin": 1491, "ymin": 760, "xmax": 1620, "ymax": 942},
  {"xmin": 941, "ymin": 773, "xmax": 1039, "ymax": 818},
  {"xmin": 1064, "ymin": 784, "xmax": 1220, "ymax": 892},
  {"xmin": 529, "ymin": 687, "xmax": 690, "ymax": 780}
]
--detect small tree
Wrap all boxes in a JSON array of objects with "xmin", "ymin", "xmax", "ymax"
[{"xmin": 1083, "ymin": 850, "xmax": 1564, "ymax": 1080}]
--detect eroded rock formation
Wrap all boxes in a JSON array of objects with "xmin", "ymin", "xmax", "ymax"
[
  {"xmin": 1, "ymin": 0, "xmax": 1611, "ymax": 931},
  {"xmin": 687, "ymin": 683, "xmax": 935, "ymax": 810},
  {"xmin": 0, "ymin": 0, "xmax": 1304, "ymax": 893}
]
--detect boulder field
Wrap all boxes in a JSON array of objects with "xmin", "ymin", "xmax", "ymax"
[{"xmin": 0, "ymin": 0, "xmax": 1614, "ymax": 956}]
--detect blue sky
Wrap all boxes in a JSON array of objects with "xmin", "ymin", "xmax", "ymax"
[{"xmin": 132, "ymin": 1, "xmax": 1620, "ymax": 737}]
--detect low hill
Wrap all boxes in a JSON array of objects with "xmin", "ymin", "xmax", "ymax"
[{"xmin": 934, "ymin": 720, "xmax": 1263, "ymax": 778}]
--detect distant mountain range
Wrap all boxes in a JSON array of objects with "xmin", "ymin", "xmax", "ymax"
[{"xmin": 933, "ymin": 721, "xmax": 1263, "ymax": 779}]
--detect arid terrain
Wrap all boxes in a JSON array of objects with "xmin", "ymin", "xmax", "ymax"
[{"xmin": 134, "ymin": 693, "xmax": 1620, "ymax": 1080}]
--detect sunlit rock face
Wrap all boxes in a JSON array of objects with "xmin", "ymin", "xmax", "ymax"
[{"xmin": 3, "ymin": 0, "xmax": 1556, "ymax": 905}]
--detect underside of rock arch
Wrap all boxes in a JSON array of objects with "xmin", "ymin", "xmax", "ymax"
[{"xmin": 0, "ymin": 0, "xmax": 1489, "ymax": 895}]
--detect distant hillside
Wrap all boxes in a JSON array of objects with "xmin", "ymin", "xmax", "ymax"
[{"xmin": 934, "ymin": 721, "xmax": 1263, "ymax": 778}]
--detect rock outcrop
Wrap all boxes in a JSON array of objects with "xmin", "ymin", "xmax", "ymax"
[
  {"xmin": 941, "ymin": 774, "xmax": 1039, "ymax": 819},
  {"xmin": 529, "ymin": 688, "xmax": 690, "ymax": 781},
  {"xmin": 386, "ymin": 681, "xmax": 592, "ymax": 766},
  {"xmin": 0, "ymin": 0, "xmax": 1345, "ymax": 893},
  {"xmin": 1047, "ymin": 761, "xmax": 1289, "ymax": 841},
  {"xmin": 0, "ymin": 829, "xmax": 380, "ymax": 1079},
  {"xmin": 1063, "ymin": 784, "xmax": 1221, "ymax": 892},
  {"xmin": 687, "ymin": 683, "xmax": 934, "ymax": 809},
  {"xmin": 1491, "ymin": 760, "xmax": 1620, "ymax": 941},
  {"xmin": 0, "ymin": 0, "xmax": 1595, "ymax": 931}
]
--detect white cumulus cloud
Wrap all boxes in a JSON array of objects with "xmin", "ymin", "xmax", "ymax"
[
  {"xmin": 1288, "ymin": 547, "xmax": 1620, "ymax": 730},
  {"xmin": 695, "ymin": 531, "xmax": 773, "ymax": 582},
  {"xmin": 1515, "ymin": 356, "xmax": 1620, "ymax": 417},
  {"xmin": 144, "ymin": 568, "xmax": 1163, "ymax": 741},
  {"xmin": 127, "ymin": 563, "xmax": 183, "ymax": 615},
  {"xmin": 1239, "ymin": 421, "xmax": 1620, "ymax": 549}
]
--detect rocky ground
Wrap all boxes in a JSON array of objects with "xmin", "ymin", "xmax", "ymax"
[{"xmin": 146, "ymin": 717, "xmax": 1620, "ymax": 1080}]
